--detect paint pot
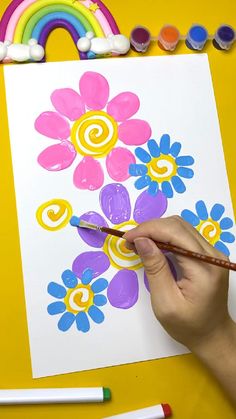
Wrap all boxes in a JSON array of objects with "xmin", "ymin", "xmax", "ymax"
[
  {"xmin": 186, "ymin": 24, "xmax": 208, "ymax": 50},
  {"xmin": 158, "ymin": 25, "xmax": 180, "ymax": 51},
  {"xmin": 213, "ymin": 25, "xmax": 235, "ymax": 50},
  {"xmin": 130, "ymin": 25, "xmax": 151, "ymax": 52}
]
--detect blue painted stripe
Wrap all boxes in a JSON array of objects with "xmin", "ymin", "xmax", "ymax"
[
  {"xmin": 181, "ymin": 209, "xmax": 200, "ymax": 226},
  {"xmin": 76, "ymin": 312, "xmax": 90, "ymax": 332},
  {"xmin": 161, "ymin": 181, "xmax": 173, "ymax": 198},
  {"xmin": 220, "ymin": 232, "xmax": 235, "ymax": 243},
  {"xmin": 177, "ymin": 167, "xmax": 194, "ymax": 179},
  {"xmin": 160, "ymin": 134, "xmax": 170, "ymax": 154},
  {"xmin": 214, "ymin": 241, "xmax": 230, "ymax": 256},
  {"xmin": 81, "ymin": 268, "xmax": 93, "ymax": 285},
  {"xmin": 129, "ymin": 163, "xmax": 147, "ymax": 176},
  {"xmin": 175, "ymin": 155, "xmax": 194, "ymax": 166},
  {"xmin": 220, "ymin": 217, "xmax": 233, "ymax": 230},
  {"xmin": 61, "ymin": 269, "xmax": 78, "ymax": 288},
  {"xmin": 93, "ymin": 294, "xmax": 107, "ymax": 306},
  {"xmin": 210, "ymin": 204, "xmax": 225, "ymax": 221},
  {"xmin": 47, "ymin": 282, "xmax": 66, "ymax": 299},
  {"xmin": 148, "ymin": 181, "xmax": 159, "ymax": 196},
  {"xmin": 88, "ymin": 305, "xmax": 104, "ymax": 324},
  {"xmin": 171, "ymin": 176, "xmax": 186, "ymax": 193},
  {"xmin": 147, "ymin": 139, "xmax": 160, "ymax": 157},
  {"xmin": 47, "ymin": 301, "xmax": 66, "ymax": 315},
  {"xmin": 135, "ymin": 147, "xmax": 151, "ymax": 163},
  {"xmin": 91, "ymin": 278, "xmax": 108, "ymax": 293},
  {"xmin": 58, "ymin": 312, "xmax": 75, "ymax": 331},
  {"xmin": 135, "ymin": 175, "xmax": 151, "ymax": 190},
  {"xmin": 170, "ymin": 142, "xmax": 181, "ymax": 157},
  {"xmin": 195, "ymin": 200, "xmax": 208, "ymax": 220}
]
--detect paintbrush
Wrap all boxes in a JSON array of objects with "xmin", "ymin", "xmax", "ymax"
[{"xmin": 70, "ymin": 216, "xmax": 236, "ymax": 272}]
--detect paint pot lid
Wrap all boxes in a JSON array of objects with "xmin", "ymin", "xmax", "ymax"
[
  {"xmin": 216, "ymin": 25, "xmax": 235, "ymax": 42},
  {"xmin": 159, "ymin": 25, "xmax": 180, "ymax": 43},
  {"xmin": 188, "ymin": 25, "xmax": 208, "ymax": 42},
  {"xmin": 130, "ymin": 25, "xmax": 151, "ymax": 44},
  {"xmin": 162, "ymin": 403, "xmax": 172, "ymax": 417}
]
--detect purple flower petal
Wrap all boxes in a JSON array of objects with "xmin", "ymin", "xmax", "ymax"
[
  {"xmin": 78, "ymin": 212, "xmax": 108, "ymax": 248},
  {"xmin": 133, "ymin": 190, "xmax": 168, "ymax": 223},
  {"xmin": 107, "ymin": 269, "xmax": 139, "ymax": 309},
  {"xmin": 100, "ymin": 183, "xmax": 131, "ymax": 224},
  {"xmin": 72, "ymin": 251, "xmax": 110, "ymax": 279},
  {"xmin": 144, "ymin": 256, "xmax": 177, "ymax": 291}
]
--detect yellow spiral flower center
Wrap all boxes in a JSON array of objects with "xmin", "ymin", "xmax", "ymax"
[
  {"xmin": 147, "ymin": 154, "xmax": 177, "ymax": 182},
  {"xmin": 71, "ymin": 110, "xmax": 118, "ymax": 158},
  {"xmin": 64, "ymin": 285, "xmax": 94, "ymax": 314},
  {"xmin": 197, "ymin": 219, "xmax": 221, "ymax": 245},
  {"xmin": 36, "ymin": 199, "xmax": 73, "ymax": 231}
]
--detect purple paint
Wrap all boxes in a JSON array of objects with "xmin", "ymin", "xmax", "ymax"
[
  {"xmin": 130, "ymin": 26, "xmax": 151, "ymax": 52},
  {"xmin": 133, "ymin": 190, "xmax": 168, "ymax": 224},
  {"xmin": 78, "ymin": 211, "xmax": 108, "ymax": 248},
  {"xmin": 214, "ymin": 25, "xmax": 235, "ymax": 50},
  {"xmin": 0, "ymin": 0, "xmax": 23, "ymax": 41},
  {"xmin": 72, "ymin": 251, "xmax": 110, "ymax": 279},
  {"xmin": 107, "ymin": 269, "xmax": 139, "ymax": 309},
  {"xmin": 100, "ymin": 183, "xmax": 131, "ymax": 225},
  {"xmin": 144, "ymin": 257, "xmax": 177, "ymax": 292}
]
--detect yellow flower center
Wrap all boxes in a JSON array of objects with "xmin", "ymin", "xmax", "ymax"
[
  {"xmin": 103, "ymin": 220, "xmax": 143, "ymax": 270},
  {"xmin": 147, "ymin": 154, "xmax": 177, "ymax": 183},
  {"xmin": 71, "ymin": 110, "xmax": 118, "ymax": 158},
  {"xmin": 197, "ymin": 219, "xmax": 221, "ymax": 245},
  {"xmin": 64, "ymin": 284, "xmax": 94, "ymax": 314}
]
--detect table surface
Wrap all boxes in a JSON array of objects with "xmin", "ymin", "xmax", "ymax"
[{"xmin": 0, "ymin": 1, "xmax": 236, "ymax": 418}]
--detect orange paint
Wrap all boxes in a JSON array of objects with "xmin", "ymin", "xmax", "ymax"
[{"xmin": 158, "ymin": 25, "xmax": 180, "ymax": 51}]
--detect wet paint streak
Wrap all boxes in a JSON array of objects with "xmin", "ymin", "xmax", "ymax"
[{"xmin": 99, "ymin": 183, "xmax": 131, "ymax": 224}]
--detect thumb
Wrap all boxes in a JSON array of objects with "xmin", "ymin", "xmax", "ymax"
[{"xmin": 134, "ymin": 237, "xmax": 178, "ymax": 305}]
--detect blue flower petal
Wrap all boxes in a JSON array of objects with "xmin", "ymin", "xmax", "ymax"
[
  {"xmin": 214, "ymin": 241, "xmax": 230, "ymax": 256},
  {"xmin": 76, "ymin": 312, "xmax": 90, "ymax": 332},
  {"xmin": 170, "ymin": 142, "xmax": 181, "ymax": 157},
  {"xmin": 147, "ymin": 139, "xmax": 160, "ymax": 157},
  {"xmin": 177, "ymin": 167, "xmax": 194, "ymax": 179},
  {"xmin": 195, "ymin": 201, "xmax": 208, "ymax": 220},
  {"xmin": 210, "ymin": 204, "xmax": 225, "ymax": 221},
  {"xmin": 91, "ymin": 278, "xmax": 108, "ymax": 293},
  {"xmin": 61, "ymin": 270, "xmax": 78, "ymax": 289},
  {"xmin": 220, "ymin": 217, "xmax": 234, "ymax": 230},
  {"xmin": 161, "ymin": 181, "xmax": 173, "ymax": 198},
  {"xmin": 160, "ymin": 134, "xmax": 170, "ymax": 154},
  {"xmin": 81, "ymin": 268, "xmax": 93, "ymax": 285},
  {"xmin": 129, "ymin": 163, "xmax": 147, "ymax": 176},
  {"xmin": 135, "ymin": 175, "xmax": 151, "ymax": 190},
  {"xmin": 175, "ymin": 156, "xmax": 194, "ymax": 166},
  {"xmin": 93, "ymin": 294, "xmax": 107, "ymax": 306},
  {"xmin": 171, "ymin": 176, "xmax": 186, "ymax": 193},
  {"xmin": 47, "ymin": 282, "xmax": 66, "ymax": 299},
  {"xmin": 220, "ymin": 232, "xmax": 235, "ymax": 243},
  {"xmin": 58, "ymin": 312, "xmax": 75, "ymax": 331},
  {"xmin": 88, "ymin": 305, "xmax": 104, "ymax": 324},
  {"xmin": 181, "ymin": 209, "xmax": 200, "ymax": 226},
  {"xmin": 147, "ymin": 181, "xmax": 159, "ymax": 196},
  {"xmin": 47, "ymin": 302, "xmax": 66, "ymax": 315},
  {"xmin": 135, "ymin": 147, "xmax": 151, "ymax": 163}
]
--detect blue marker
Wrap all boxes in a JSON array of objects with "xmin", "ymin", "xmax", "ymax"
[{"xmin": 186, "ymin": 24, "xmax": 208, "ymax": 50}]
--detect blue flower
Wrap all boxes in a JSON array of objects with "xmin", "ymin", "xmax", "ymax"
[
  {"xmin": 47, "ymin": 268, "xmax": 108, "ymax": 332},
  {"xmin": 181, "ymin": 200, "xmax": 235, "ymax": 256},
  {"xmin": 129, "ymin": 134, "xmax": 194, "ymax": 198}
]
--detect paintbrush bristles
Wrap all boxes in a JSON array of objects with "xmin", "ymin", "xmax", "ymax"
[{"xmin": 78, "ymin": 219, "xmax": 101, "ymax": 231}]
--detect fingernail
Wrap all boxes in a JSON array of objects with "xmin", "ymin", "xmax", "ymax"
[
  {"xmin": 134, "ymin": 238, "xmax": 155, "ymax": 257},
  {"xmin": 125, "ymin": 241, "xmax": 135, "ymax": 251}
]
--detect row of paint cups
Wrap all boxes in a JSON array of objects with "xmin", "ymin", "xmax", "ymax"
[{"xmin": 130, "ymin": 24, "xmax": 235, "ymax": 52}]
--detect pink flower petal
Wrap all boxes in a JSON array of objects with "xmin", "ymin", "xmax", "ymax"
[
  {"xmin": 106, "ymin": 147, "xmax": 136, "ymax": 181},
  {"xmin": 37, "ymin": 141, "xmax": 76, "ymax": 171},
  {"xmin": 107, "ymin": 92, "xmax": 140, "ymax": 122},
  {"xmin": 51, "ymin": 88, "xmax": 85, "ymax": 121},
  {"xmin": 79, "ymin": 71, "xmax": 109, "ymax": 110},
  {"xmin": 35, "ymin": 112, "xmax": 70, "ymax": 140},
  {"xmin": 118, "ymin": 119, "xmax": 152, "ymax": 146},
  {"xmin": 73, "ymin": 156, "xmax": 104, "ymax": 190}
]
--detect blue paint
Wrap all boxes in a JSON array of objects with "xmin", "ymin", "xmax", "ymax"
[
  {"xmin": 135, "ymin": 147, "xmax": 151, "ymax": 163},
  {"xmin": 129, "ymin": 163, "xmax": 147, "ymax": 176},
  {"xmin": 76, "ymin": 312, "xmax": 90, "ymax": 333},
  {"xmin": 61, "ymin": 269, "xmax": 78, "ymax": 288},
  {"xmin": 134, "ymin": 175, "xmax": 151, "ymax": 190},
  {"xmin": 220, "ymin": 232, "xmax": 235, "ymax": 243},
  {"xmin": 47, "ymin": 282, "xmax": 66, "ymax": 299},
  {"xmin": 93, "ymin": 294, "xmax": 107, "ymax": 306},
  {"xmin": 161, "ymin": 181, "xmax": 173, "ymax": 198},
  {"xmin": 70, "ymin": 215, "xmax": 80, "ymax": 227},
  {"xmin": 88, "ymin": 305, "xmax": 104, "ymax": 324},
  {"xmin": 181, "ymin": 209, "xmax": 200, "ymax": 226},
  {"xmin": 177, "ymin": 167, "xmax": 194, "ymax": 179},
  {"xmin": 160, "ymin": 134, "xmax": 170, "ymax": 155},
  {"xmin": 148, "ymin": 181, "xmax": 159, "ymax": 196},
  {"xmin": 147, "ymin": 139, "xmax": 160, "ymax": 157},
  {"xmin": 91, "ymin": 278, "xmax": 108, "ymax": 293},
  {"xmin": 47, "ymin": 301, "xmax": 66, "ymax": 315},
  {"xmin": 210, "ymin": 203, "xmax": 225, "ymax": 221},
  {"xmin": 214, "ymin": 26, "xmax": 235, "ymax": 50},
  {"xmin": 81, "ymin": 268, "xmax": 93, "ymax": 285},
  {"xmin": 170, "ymin": 142, "xmax": 181, "ymax": 157},
  {"xmin": 175, "ymin": 155, "xmax": 194, "ymax": 166},
  {"xmin": 186, "ymin": 25, "xmax": 208, "ymax": 50},
  {"xmin": 171, "ymin": 176, "xmax": 186, "ymax": 193},
  {"xmin": 220, "ymin": 217, "xmax": 233, "ymax": 230},
  {"xmin": 195, "ymin": 200, "xmax": 208, "ymax": 220},
  {"xmin": 214, "ymin": 241, "xmax": 230, "ymax": 257},
  {"xmin": 58, "ymin": 312, "xmax": 75, "ymax": 331}
]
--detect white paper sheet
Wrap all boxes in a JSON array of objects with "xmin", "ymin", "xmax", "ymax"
[{"xmin": 4, "ymin": 54, "xmax": 236, "ymax": 378}]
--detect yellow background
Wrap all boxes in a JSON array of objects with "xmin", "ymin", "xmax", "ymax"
[{"xmin": 0, "ymin": 0, "xmax": 236, "ymax": 417}]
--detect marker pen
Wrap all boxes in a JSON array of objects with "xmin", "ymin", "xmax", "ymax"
[
  {"xmin": 103, "ymin": 403, "xmax": 172, "ymax": 419},
  {"xmin": 0, "ymin": 387, "xmax": 111, "ymax": 405}
]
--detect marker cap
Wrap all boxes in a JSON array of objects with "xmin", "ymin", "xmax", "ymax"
[
  {"xmin": 162, "ymin": 403, "xmax": 172, "ymax": 417},
  {"xmin": 103, "ymin": 388, "xmax": 111, "ymax": 401}
]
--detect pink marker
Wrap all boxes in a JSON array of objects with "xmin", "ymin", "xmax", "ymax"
[{"xmin": 103, "ymin": 403, "xmax": 172, "ymax": 419}]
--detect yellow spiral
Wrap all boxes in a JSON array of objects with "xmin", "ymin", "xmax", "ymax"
[
  {"xmin": 36, "ymin": 199, "xmax": 72, "ymax": 231},
  {"xmin": 64, "ymin": 285, "xmax": 94, "ymax": 314},
  {"xmin": 197, "ymin": 219, "xmax": 221, "ymax": 245},
  {"xmin": 71, "ymin": 110, "xmax": 118, "ymax": 158},
  {"xmin": 147, "ymin": 154, "xmax": 177, "ymax": 182}
]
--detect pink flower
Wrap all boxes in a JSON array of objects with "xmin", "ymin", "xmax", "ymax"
[{"xmin": 35, "ymin": 71, "xmax": 152, "ymax": 191}]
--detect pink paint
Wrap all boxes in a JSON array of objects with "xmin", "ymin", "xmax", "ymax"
[
  {"xmin": 51, "ymin": 88, "xmax": 85, "ymax": 121},
  {"xmin": 35, "ymin": 111, "xmax": 70, "ymax": 140},
  {"xmin": 82, "ymin": 0, "xmax": 112, "ymax": 36},
  {"xmin": 73, "ymin": 156, "xmax": 104, "ymax": 190},
  {"xmin": 37, "ymin": 141, "xmax": 76, "ymax": 171},
  {"xmin": 107, "ymin": 92, "xmax": 140, "ymax": 122},
  {"xmin": 106, "ymin": 147, "xmax": 135, "ymax": 181},
  {"xmin": 79, "ymin": 71, "xmax": 109, "ymax": 110},
  {"xmin": 118, "ymin": 119, "xmax": 151, "ymax": 145}
]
